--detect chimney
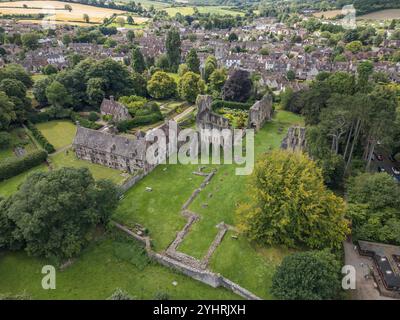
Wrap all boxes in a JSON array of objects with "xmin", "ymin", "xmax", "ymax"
[{"xmin": 110, "ymin": 96, "xmax": 114, "ymax": 102}]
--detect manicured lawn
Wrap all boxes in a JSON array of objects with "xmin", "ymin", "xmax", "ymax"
[
  {"xmin": 0, "ymin": 164, "xmax": 48, "ymax": 198},
  {"xmin": 49, "ymin": 150, "xmax": 127, "ymax": 185},
  {"xmin": 36, "ymin": 120, "xmax": 77, "ymax": 151},
  {"xmin": 114, "ymin": 108, "xmax": 304, "ymax": 298},
  {"xmin": 0, "ymin": 235, "xmax": 239, "ymax": 300}
]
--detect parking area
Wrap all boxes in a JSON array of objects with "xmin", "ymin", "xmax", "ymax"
[{"xmin": 370, "ymin": 148, "xmax": 400, "ymax": 182}]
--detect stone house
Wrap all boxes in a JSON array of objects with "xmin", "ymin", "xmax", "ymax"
[{"xmin": 100, "ymin": 96, "xmax": 132, "ymax": 122}]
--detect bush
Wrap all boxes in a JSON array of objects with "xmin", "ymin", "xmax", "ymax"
[
  {"xmin": 0, "ymin": 132, "xmax": 12, "ymax": 150},
  {"xmin": 26, "ymin": 123, "xmax": 55, "ymax": 153},
  {"xmin": 211, "ymin": 100, "xmax": 252, "ymax": 111},
  {"xmin": 0, "ymin": 150, "xmax": 47, "ymax": 182},
  {"xmin": 88, "ymin": 112, "xmax": 99, "ymax": 122},
  {"xmin": 116, "ymin": 112, "xmax": 164, "ymax": 132}
]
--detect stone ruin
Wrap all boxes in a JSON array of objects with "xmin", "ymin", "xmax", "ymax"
[
  {"xmin": 281, "ymin": 126, "xmax": 306, "ymax": 152},
  {"xmin": 247, "ymin": 94, "xmax": 273, "ymax": 131}
]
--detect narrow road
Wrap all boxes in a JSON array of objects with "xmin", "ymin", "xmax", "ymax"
[{"xmin": 173, "ymin": 106, "xmax": 195, "ymax": 122}]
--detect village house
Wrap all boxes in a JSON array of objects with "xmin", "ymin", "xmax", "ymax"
[{"xmin": 100, "ymin": 96, "xmax": 132, "ymax": 122}]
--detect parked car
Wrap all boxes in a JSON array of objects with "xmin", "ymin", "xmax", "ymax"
[
  {"xmin": 392, "ymin": 167, "xmax": 400, "ymax": 175},
  {"xmin": 378, "ymin": 166, "xmax": 385, "ymax": 173}
]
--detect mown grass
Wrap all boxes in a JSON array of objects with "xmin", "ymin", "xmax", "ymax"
[
  {"xmin": 49, "ymin": 150, "xmax": 127, "ymax": 185},
  {"xmin": 36, "ymin": 120, "xmax": 77, "ymax": 151},
  {"xmin": 0, "ymin": 235, "xmax": 239, "ymax": 300}
]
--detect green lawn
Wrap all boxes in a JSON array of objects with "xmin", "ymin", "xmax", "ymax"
[
  {"xmin": 49, "ymin": 150, "xmax": 127, "ymax": 185},
  {"xmin": 36, "ymin": 120, "xmax": 77, "ymax": 151},
  {"xmin": 0, "ymin": 234, "xmax": 239, "ymax": 300},
  {"xmin": 0, "ymin": 127, "xmax": 38, "ymax": 162},
  {"xmin": 114, "ymin": 108, "xmax": 304, "ymax": 298},
  {"xmin": 0, "ymin": 164, "xmax": 48, "ymax": 198}
]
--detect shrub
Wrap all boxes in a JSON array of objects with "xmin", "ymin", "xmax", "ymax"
[
  {"xmin": 0, "ymin": 150, "xmax": 47, "ymax": 182},
  {"xmin": 26, "ymin": 123, "xmax": 55, "ymax": 153},
  {"xmin": 211, "ymin": 100, "xmax": 252, "ymax": 111},
  {"xmin": 88, "ymin": 112, "xmax": 99, "ymax": 122},
  {"xmin": 0, "ymin": 132, "xmax": 12, "ymax": 150}
]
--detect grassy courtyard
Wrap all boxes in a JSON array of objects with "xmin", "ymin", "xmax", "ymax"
[
  {"xmin": 0, "ymin": 127, "xmax": 38, "ymax": 162},
  {"xmin": 114, "ymin": 108, "xmax": 304, "ymax": 299},
  {"xmin": 36, "ymin": 120, "xmax": 77, "ymax": 151}
]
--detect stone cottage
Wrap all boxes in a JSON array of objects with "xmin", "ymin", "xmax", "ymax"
[{"xmin": 100, "ymin": 96, "xmax": 131, "ymax": 122}]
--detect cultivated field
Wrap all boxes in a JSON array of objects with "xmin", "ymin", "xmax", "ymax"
[
  {"xmin": 0, "ymin": 0, "xmax": 127, "ymax": 23},
  {"xmin": 358, "ymin": 9, "xmax": 400, "ymax": 20},
  {"xmin": 164, "ymin": 6, "xmax": 245, "ymax": 16},
  {"xmin": 313, "ymin": 9, "xmax": 343, "ymax": 19}
]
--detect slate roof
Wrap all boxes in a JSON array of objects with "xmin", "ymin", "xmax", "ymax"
[{"xmin": 73, "ymin": 126, "xmax": 146, "ymax": 160}]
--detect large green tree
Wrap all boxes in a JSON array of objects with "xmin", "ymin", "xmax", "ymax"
[
  {"xmin": 0, "ymin": 92, "xmax": 15, "ymax": 130},
  {"xmin": 131, "ymin": 47, "xmax": 146, "ymax": 74},
  {"xmin": 0, "ymin": 168, "xmax": 119, "ymax": 260},
  {"xmin": 236, "ymin": 150, "xmax": 349, "ymax": 249},
  {"xmin": 46, "ymin": 80, "xmax": 72, "ymax": 108},
  {"xmin": 185, "ymin": 49, "xmax": 200, "ymax": 74},
  {"xmin": 271, "ymin": 250, "xmax": 341, "ymax": 300},
  {"xmin": 165, "ymin": 28, "xmax": 181, "ymax": 72},
  {"xmin": 178, "ymin": 71, "xmax": 205, "ymax": 103},
  {"xmin": 147, "ymin": 71, "xmax": 177, "ymax": 99}
]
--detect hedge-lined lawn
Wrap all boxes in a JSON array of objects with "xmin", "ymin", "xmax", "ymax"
[
  {"xmin": 36, "ymin": 120, "xmax": 77, "ymax": 151},
  {"xmin": 0, "ymin": 164, "xmax": 48, "ymax": 198},
  {"xmin": 0, "ymin": 128, "xmax": 38, "ymax": 162},
  {"xmin": 0, "ymin": 236, "xmax": 239, "ymax": 300},
  {"xmin": 49, "ymin": 150, "xmax": 127, "ymax": 185}
]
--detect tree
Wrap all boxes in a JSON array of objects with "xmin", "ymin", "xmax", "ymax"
[
  {"xmin": 185, "ymin": 49, "xmax": 200, "ymax": 74},
  {"xmin": 0, "ymin": 79, "xmax": 27, "ymax": 100},
  {"xmin": 46, "ymin": 80, "xmax": 72, "ymax": 108},
  {"xmin": 83, "ymin": 14, "xmax": 90, "ymax": 23},
  {"xmin": 86, "ymin": 77, "xmax": 105, "ymax": 107},
  {"xmin": 286, "ymin": 70, "xmax": 295, "ymax": 81},
  {"xmin": 42, "ymin": 64, "xmax": 58, "ymax": 75},
  {"xmin": 126, "ymin": 30, "xmax": 135, "ymax": 42},
  {"xmin": 0, "ymin": 90, "xmax": 16, "ymax": 130},
  {"xmin": 64, "ymin": 4, "xmax": 72, "ymax": 12},
  {"xmin": 0, "ymin": 64, "xmax": 33, "ymax": 88},
  {"xmin": 131, "ymin": 47, "xmax": 146, "ymax": 74},
  {"xmin": 127, "ymin": 16, "xmax": 134, "ymax": 25},
  {"xmin": 155, "ymin": 54, "xmax": 170, "ymax": 71},
  {"xmin": 345, "ymin": 40, "xmax": 363, "ymax": 53},
  {"xmin": 0, "ymin": 131, "xmax": 11, "ymax": 150},
  {"xmin": 178, "ymin": 63, "xmax": 189, "ymax": 77},
  {"xmin": 116, "ymin": 17, "xmax": 125, "ymax": 27},
  {"xmin": 347, "ymin": 173, "xmax": 400, "ymax": 244},
  {"xmin": 165, "ymin": 28, "xmax": 181, "ymax": 72},
  {"xmin": 147, "ymin": 71, "xmax": 177, "ymax": 99},
  {"xmin": 178, "ymin": 71, "xmax": 204, "ymax": 103},
  {"xmin": 21, "ymin": 32, "xmax": 39, "ymax": 50},
  {"xmin": 1, "ymin": 168, "xmax": 119, "ymax": 260},
  {"xmin": 271, "ymin": 250, "xmax": 341, "ymax": 300},
  {"xmin": 222, "ymin": 69, "xmax": 252, "ymax": 102},
  {"xmin": 228, "ymin": 32, "xmax": 238, "ymax": 42},
  {"xmin": 208, "ymin": 68, "xmax": 227, "ymax": 94},
  {"xmin": 236, "ymin": 150, "xmax": 349, "ymax": 249},
  {"xmin": 131, "ymin": 72, "xmax": 147, "ymax": 97},
  {"xmin": 204, "ymin": 55, "xmax": 217, "ymax": 82},
  {"xmin": 33, "ymin": 77, "xmax": 52, "ymax": 107}
]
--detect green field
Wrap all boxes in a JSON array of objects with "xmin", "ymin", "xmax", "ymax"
[
  {"xmin": 114, "ymin": 108, "xmax": 304, "ymax": 298},
  {"xmin": 0, "ymin": 127, "xmax": 38, "ymax": 162},
  {"xmin": 36, "ymin": 120, "xmax": 77, "ymax": 151},
  {"xmin": 0, "ymin": 164, "xmax": 48, "ymax": 198},
  {"xmin": 0, "ymin": 234, "xmax": 239, "ymax": 300},
  {"xmin": 163, "ymin": 6, "xmax": 245, "ymax": 16},
  {"xmin": 49, "ymin": 150, "xmax": 127, "ymax": 185}
]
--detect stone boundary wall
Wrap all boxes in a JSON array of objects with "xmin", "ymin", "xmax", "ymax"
[{"xmin": 113, "ymin": 221, "xmax": 262, "ymax": 300}]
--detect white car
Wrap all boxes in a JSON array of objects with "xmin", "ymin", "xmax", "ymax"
[{"xmin": 392, "ymin": 167, "xmax": 400, "ymax": 175}]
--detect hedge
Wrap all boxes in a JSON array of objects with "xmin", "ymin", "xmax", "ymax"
[
  {"xmin": 26, "ymin": 123, "xmax": 56, "ymax": 153},
  {"xmin": 211, "ymin": 100, "xmax": 252, "ymax": 111},
  {"xmin": 116, "ymin": 113, "xmax": 164, "ymax": 132},
  {"xmin": 0, "ymin": 150, "xmax": 48, "ymax": 182},
  {"xmin": 28, "ymin": 108, "xmax": 101, "ymax": 130}
]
